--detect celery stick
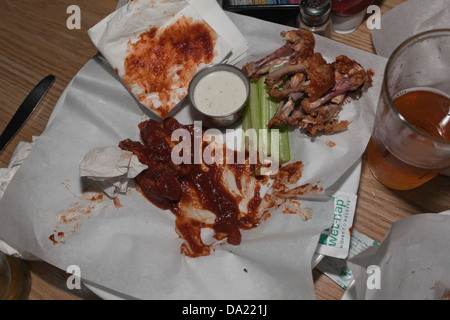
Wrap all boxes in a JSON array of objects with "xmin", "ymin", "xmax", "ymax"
[
  {"xmin": 243, "ymin": 72, "xmax": 291, "ymax": 169},
  {"xmin": 241, "ymin": 100, "xmax": 251, "ymax": 152},
  {"xmin": 242, "ymin": 98, "xmax": 251, "ymax": 132},
  {"xmin": 258, "ymin": 77, "xmax": 270, "ymax": 157},
  {"xmin": 267, "ymin": 95, "xmax": 278, "ymax": 118},
  {"xmin": 249, "ymin": 81, "xmax": 260, "ymax": 131},
  {"xmin": 266, "ymin": 92, "xmax": 278, "ymax": 158},
  {"xmin": 247, "ymin": 81, "xmax": 260, "ymax": 155},
  {"xmin": 266, "ymin": 85, "xmax": 291, "ymax": 163},
  {"xmin": 279, "ymin": 126, "xmax": 291, "ymax": 163}
]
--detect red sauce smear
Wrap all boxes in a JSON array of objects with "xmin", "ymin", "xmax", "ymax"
[
  {"xmin": 119, "ymin": 118, "xmax": 266, "ymax": 258},
  {"xmin": 271, "ymin": 162, "xmax": 323, "ymax": 198},
  {"xmin": 123, "ymin": 15, "xmax": 217, "ymax": 119}
]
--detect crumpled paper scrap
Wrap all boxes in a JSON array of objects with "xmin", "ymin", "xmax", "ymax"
[
  {"xmin": 346, "ymin": 211, "xmax": 450, "ymax": 300},
  {"xmin": 79, "ymin": 146, "xmax": 148, "ymax": 198},
  {"xmin": 0, "ymin": 137, "xmax": 39, "ymax": 260},
  {"xmin": 0, "ymin": 137, "xmax": 37, "ymax": 199}
]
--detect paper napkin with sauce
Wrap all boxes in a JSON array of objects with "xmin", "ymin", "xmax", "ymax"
[{"xmin": 88, "ymin": 0, "xmax": 248, "ymax": 120}]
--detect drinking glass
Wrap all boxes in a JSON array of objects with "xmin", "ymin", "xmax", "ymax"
[
  {"xmin": 0, "ymin": 252, "xmax": 11, "ymax": 299},
  {"xmin": 0, "ymin": 251, "xmax": 31, "ymax": 300},
  {"xmin": 367, "ymin": 29, "xmax": 450, "ymax": 190}
]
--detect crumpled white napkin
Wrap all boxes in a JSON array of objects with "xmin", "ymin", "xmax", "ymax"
[
  {"xmin": 345, "ymin": 211, "xmax": 450, "ymax": 300},
  {"xmin": 0, "ymin": 138, "xmax": 39, "ymax": 260},
  {"xmin": 79, "ymin": 146, "xmax": 148, "ymax": 198},
  {"xmin": 0, "ymin": 138, "xmax": 37, "ymax": 200}
]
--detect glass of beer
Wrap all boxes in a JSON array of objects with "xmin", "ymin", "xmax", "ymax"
[
  {"xmin": 367, "ymin": 29, "xmax": 450, "ymax": 190},
  {"xmin": 0, "ymin": 252, "xmax": 11, "ymax": 299},
  {"xmin": 0, "ymin": 252, "xmax": 31, "ymax": 300}
]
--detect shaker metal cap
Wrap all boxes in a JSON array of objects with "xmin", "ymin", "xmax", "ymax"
[{"xmin": 300, "ymin": 0, "xmax": 331, "ymax": 16}]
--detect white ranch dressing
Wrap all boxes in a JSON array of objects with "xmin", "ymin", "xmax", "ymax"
[{"xmin": 193, "ymin": 70, "xmax": 247, "ymax": 116}]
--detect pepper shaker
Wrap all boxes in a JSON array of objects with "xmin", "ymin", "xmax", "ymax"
[{"xmin": 297, "ymin": 0, "xmax": 332, "ymax": 38}]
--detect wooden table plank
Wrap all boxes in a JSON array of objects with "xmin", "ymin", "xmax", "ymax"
[{"xmin": 0, "ymin": 0, "xmax": 117, "ymax": 300}]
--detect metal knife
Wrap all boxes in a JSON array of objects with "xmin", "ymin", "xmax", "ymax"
[{"xmin": 0, "ymin": 75, "xmax": 55, "ymax": 153}]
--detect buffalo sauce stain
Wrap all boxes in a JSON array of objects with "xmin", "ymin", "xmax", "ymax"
[
  {"xmin": 441, "ymin": 290, "xmax": 450, "ymax": 300},
  {"xmin": 271, "ymin": 161, "xmax": 323, "ymax": 198},
  {"xmin": 48, "ymin": 186, "xmax": 106, "ymax": 245},
  {"xmin": 123, "ymin": 15, "xmax": 218, "ymax": 119},
  {"xmin": 119, "ymin": 118, "xmax": 267, "ymax": 258},
  {"xmin": 113, "ymin": 197, "xmax": 123, "ymax": 209},
  {"xmin": 273, "ymin": 199, "xmax": 313, "ymax": 221},
  {"xmin": 49, "ymin": 232, "xmax": 64, "ymax": 245},
  {"xmin": 326, "ymin": 140, "xmax": 336, "ymax": 148}
]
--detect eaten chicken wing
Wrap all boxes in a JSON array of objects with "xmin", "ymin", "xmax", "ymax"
[
  {"xmin": 242, "ymin": 29, "xmax": 315, "ymax": 80},
  {"xmin": 243, "ymin": 30, "xmax": 374, "ymax": 136}
]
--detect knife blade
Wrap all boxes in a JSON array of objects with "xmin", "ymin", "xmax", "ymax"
[{"xmin": 0, "ymin": 75, "xmax": 55, "ymax": 153}]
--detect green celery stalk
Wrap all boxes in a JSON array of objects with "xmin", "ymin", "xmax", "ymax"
[
  {"xmin": 241, "ymin": 93, "xmax": 252, "ymax": 152},
  {"xmin": 242, "ymin": 72, "xmax": 291, "ymax": 170},
  {"xmin": 266, "ymin": 91, "xmax": 278, "ymax": 159},
  {"xmin": 247, "ymin": 80, "xmax": 260, "ymax": 155},
  {"xmin": 258, "ymin": 77, "xmax": 270, "ymax": 157},
  {"xmin": 278, "ymin": 126, "xmax": 291, "ymax": 163},
  {"xmin": 262, "ymin": 80, "xmax": 291, "ymax": 164}
]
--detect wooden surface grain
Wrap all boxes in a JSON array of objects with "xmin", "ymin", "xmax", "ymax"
[{"xmin": 0, "ymin": 0, "xmax": 448, "ymax": 300}]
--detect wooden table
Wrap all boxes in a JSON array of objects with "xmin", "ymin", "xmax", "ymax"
[{"xmin": 0, "ymin": 0, "xmax": 448, "ymax": 300}]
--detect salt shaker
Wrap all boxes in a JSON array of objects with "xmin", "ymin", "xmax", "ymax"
[{"xmin": 297, "ymin": 0, "xmax": 332, "ymax": 38}]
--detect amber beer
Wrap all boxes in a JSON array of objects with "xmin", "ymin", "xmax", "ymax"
[{"xmin": 368, "ymin": 89, "xmax": 450, "ymax": 190}]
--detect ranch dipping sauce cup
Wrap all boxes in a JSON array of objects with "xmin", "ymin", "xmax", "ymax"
[{"xmin": 188, "ymin": 64, "xmax": 250, "ymax": 127}]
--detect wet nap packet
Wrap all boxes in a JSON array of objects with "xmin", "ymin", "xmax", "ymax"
[
  {"xmin": 316, "ymin": 229, "xmax": 378, "ymax": 290},
  {"xmin": 316, "ymin": 191, "xmax": 357, "ymax": 259}
]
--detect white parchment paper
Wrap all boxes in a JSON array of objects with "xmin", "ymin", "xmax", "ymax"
[
  {"xmin": 0, "ymin": 10, "xmax": 386, "ymax": 299},
  {"xmin": 346, "ymin": 211, "xmax": 450, "ymax": 300},
  {"xmin": 372, "ymin": 0, "xmax": 450, "ymax": 58}
]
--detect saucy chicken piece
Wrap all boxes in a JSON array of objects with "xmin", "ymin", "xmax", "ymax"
[{"xmin": 119, "ymin": 118, "xmax": 268, "ymax": 257}]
